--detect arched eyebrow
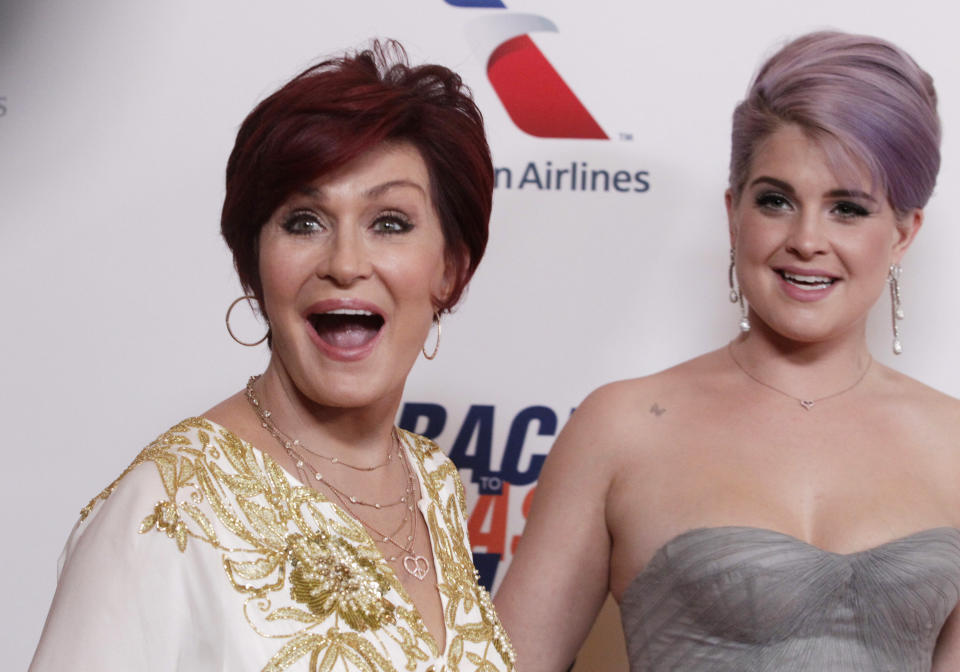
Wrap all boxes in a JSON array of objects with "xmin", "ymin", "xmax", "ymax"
[
  {"xmin": 749, "ymin": 176, "xmax": 794, "ymax": 194},
  {"xmin": 825, "ymin": 188, "xmax": 876, "ymax": 203},
  {"xmin": 362, "ymin": 179, "xmax": 427, "ymax": 199},
  {"xmin": 296, "ymin": 179, "xmax": 428, "ymax": 199},
  {"xmin": 749, "ymin": 176, "xmax": 877, "ymax": 203}
]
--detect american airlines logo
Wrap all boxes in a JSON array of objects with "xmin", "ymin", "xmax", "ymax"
[{"xmin": 447, "ymin": 0, "xmax": 608, "ymax": 139}]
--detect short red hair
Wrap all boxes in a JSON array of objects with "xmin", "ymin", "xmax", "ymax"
[{"xmin": 221, "ymin": 41, "xmax": 493, "ymax": 311}]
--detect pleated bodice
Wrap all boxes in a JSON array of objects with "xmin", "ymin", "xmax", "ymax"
[{"xmin": 620, "ymin": 526, "xmax": 960, "ymax": 671}]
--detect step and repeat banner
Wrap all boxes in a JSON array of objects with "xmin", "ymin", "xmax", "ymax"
[{"xmin": 5, "ymin": 1, "xmax": 960, "ymax": 669}]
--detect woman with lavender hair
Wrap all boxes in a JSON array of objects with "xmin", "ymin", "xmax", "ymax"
[{"xmin": 495, "ymin": 31, "xmax": 960, "ymax": 671}]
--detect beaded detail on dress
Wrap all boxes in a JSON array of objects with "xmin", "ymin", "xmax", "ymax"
[
  {"xmin": 82, "ymin": 417, "xmax": 514, "ymax": 672},
  {"xmin": 620, "ymin": 526, "xmax": 960, "ymax": 672}
]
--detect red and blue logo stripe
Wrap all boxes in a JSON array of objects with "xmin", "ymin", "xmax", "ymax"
[{"xmin": 449, "ymin": 1, "xmax": 608, "ymax": 139}]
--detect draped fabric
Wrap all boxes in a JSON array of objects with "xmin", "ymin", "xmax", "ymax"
[
  {"xmin": 621, "ymin": 526, "xmax": 960, "ymax": 671},
  {"xmin": 30, "ymin": 418, "xmax": 514, "ymax": 672}
]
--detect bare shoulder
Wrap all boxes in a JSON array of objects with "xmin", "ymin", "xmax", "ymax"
[
  {"xmin": 570, "ymin": 349, "xmax": 728, "ymax": 431},
  {"xmin": 556, "ymin": 349, "xmax": 728, "ymax": 464},
  {"xmin": 875, "ymin": 364, "xmax": 960, "ymax": 436}
]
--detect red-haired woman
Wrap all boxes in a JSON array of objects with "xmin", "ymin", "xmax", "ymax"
[{"xmin": 30, "ymin": 42, "xmax": 514, "ymax": 672}]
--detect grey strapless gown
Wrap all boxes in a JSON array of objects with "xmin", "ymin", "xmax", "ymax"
[{"xmin": 620, "ymin": 527, "xmax": 960, "ymax": 671}]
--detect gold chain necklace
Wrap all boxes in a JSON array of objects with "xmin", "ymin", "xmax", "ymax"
[
  {"xmin": 244, "ymin": 376, "xmax": 430, "ymax": 580},
  {"xmin": 245, "ymin": 376, "xmax": 394, "ymax": 472},
  {"xmin": 727, "ymin": 344, "xmax": 873, "ymax": 411}
]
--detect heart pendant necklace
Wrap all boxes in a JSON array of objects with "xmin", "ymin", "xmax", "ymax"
[
  {"xmin": 246, "ymin": 376, "xmax": 431, "ymax": 581},
  {"xmin": 727, "ymin": 344, "xmax": 873, "ymax": 411},
  {"xmin": 323, "ymin": 444, "xmax": 432, "ymax": 581},
  {"xmin": 403, "ymin": 554, "xmax": 431, "ymax": 580}
]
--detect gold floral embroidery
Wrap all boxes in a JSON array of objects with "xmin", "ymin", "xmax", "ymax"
[
  {"xmin": 402, "ymin": 433, "xmax": 516, "ymax": 670},
  {"xmin": 286, "ymin": 532, "xmax": 396, "ymax": 631},
  {"xmin": 83, "ymin": 418, "xmax": 513, "ymax": 671},
  {"xmin": 139, "ymin": 500, "xmax": 188, "ymax": 551}
]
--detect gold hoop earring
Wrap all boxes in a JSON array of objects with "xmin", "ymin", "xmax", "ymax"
[
  {"xmin": 422, "ymin": 312, "xmax": 441, "ymax": 360},
  {"xmin": 225, "ymin": 295, "xmax": 269, "ymax": 347}
]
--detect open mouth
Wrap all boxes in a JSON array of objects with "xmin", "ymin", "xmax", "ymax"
[
  {"xmin": 776, "ymin": 270, "xmax": 837, "ymax": 291},
  {"xmin": 308, "ymin": 309, "xmax": 385, "ymax": 349}
]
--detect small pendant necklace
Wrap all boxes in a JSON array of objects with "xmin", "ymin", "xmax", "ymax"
[
  {"xmin": 246, "ymin": 377, "xmax": 395, "ymax": 472},
  {"xmin": 245, "ymin": 376, "xmax": 431, "ymax": 581},
  {"xmin": 727, "ymin": 343, "xmax": 873, "ymax": 411}
]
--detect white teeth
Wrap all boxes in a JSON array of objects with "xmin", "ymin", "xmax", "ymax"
[
  {"xmin": 782, "ymin": 271, "xmax": 833, "ymax": 283},
  {"xmin": 790, "ymin": 281, "xmax": 832, "ymax": 290},
  {"xmin": 781, "ymin": 271, "xmax": 834, "ymax": 290},
  {"xmin": 324, "ymin": 308, "xmax": 375, "ymax": 316}
]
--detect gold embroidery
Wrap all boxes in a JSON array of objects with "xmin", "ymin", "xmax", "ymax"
[
  {"xmin": 86, "ymin": 418, "xmax": 513, "ymax": 671},
  {"xmin": 287, "ymin": 532, "xmax": 396, "ymax": 631},
  {"xmin": 139, "ymin": 500, "xmax": 188, "ymax": 551},
  {"xmin": 402, "ymin": 433, "xmax": 516, "ymax": 670}
]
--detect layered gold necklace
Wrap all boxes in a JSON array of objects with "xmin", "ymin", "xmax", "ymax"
[{"xmin": 245, "ymin": 376, "xmax": 430, "ymax": 580}]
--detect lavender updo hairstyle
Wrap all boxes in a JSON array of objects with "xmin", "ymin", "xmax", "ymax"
[{"xmin": 730, "ymin": 31, "xmax": 940, "ymax": 215}]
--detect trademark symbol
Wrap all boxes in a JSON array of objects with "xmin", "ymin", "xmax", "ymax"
[{"xmin": 619, "ymin": 132, "xmax": 633, "ymax": 141}]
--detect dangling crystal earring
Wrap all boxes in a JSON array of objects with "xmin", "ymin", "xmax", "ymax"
[
  {"xmin": 728, "ymin": 249, "xmax": 750, "ymax": 333},
  {"xmin": 888, "ymin": 263, "xmax": 904, "ymax": 354}
]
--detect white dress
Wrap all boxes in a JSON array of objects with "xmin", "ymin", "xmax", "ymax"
[{"xmin": 30, "ymin": 418, "xmax": 515, "ymax": 672}]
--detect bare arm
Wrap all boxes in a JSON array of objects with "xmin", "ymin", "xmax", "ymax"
[
  {"xmin": 931, "ymin": 398, "xmax": 960, "ymax": 671},
  {"xmin": 494, "ymin": 387, "xmax": 623, "ymax": 672}
]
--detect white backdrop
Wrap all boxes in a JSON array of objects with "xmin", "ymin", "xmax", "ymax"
[{"xmin": 4, "ymin": 1, "xmax": 960, "ymax": 669}]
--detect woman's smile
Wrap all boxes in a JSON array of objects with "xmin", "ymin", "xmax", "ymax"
[
  {"xmin": 257, "ymin": 141, "xmax": 453, "ymax": 409},
  {"xmin": 773, "ymin": 266, "xmax": 840, "ymax": 302},
  {"xmin": 305, "ymin": 299, "xmax": 386, "ymax": 361},
  {"xmin": 727, "ymin": 123, "xmax": 920, "ymax": 344}
]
